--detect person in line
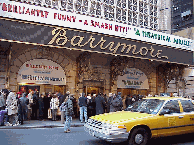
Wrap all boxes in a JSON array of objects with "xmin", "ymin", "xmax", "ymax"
[
  {"xmin": 43, "ymin": 92, "xmax": 52, "ymax": 120},
  {"xmin": 57, "ymin": 91, "xmax": 66, "ymax": 107},
  {"xmin": 64, "ymin": 95, "xmax": 74, "ymax": 133},
  {"xmin": 106, "ymin": 93, "xmax": 113, "ymax": 113},
  {"xmin": 95, "ymin": 93, "xmax": 106, "ymax": 115},
  {"xmin": 31, "ymin": 90, "xmax": 38, "ymax": 120},
  {"xmin": 87, "ymin": 93, "xmax": 92, "ymax": 118},
  {"xmin": 0, "ymin": 90, "xmax": 6, "ymax": 111},
  {"xmin": 125, "ymin": 95, "xmax": 133, "ymax": 108},
  {"xmin": 38, "ymin": 94, "xmax": 44, "ymax": 120},
  {"xmin": 50, "ymin": 94, "xmax": 59, "ymax": 121},
  {"xmin": 103, "ymin": 93, "xmax": 108, "ymax": 113},
  {"xmin": 78, "ymin": 93, "xmax": 87, "ymax": 123},
  {"xmin": 110, "ymin": 93, "xmax": 123, "ymax": 112},
  {"xmin": 18, "ymin": 93, "xmax": 29, "ymax": 125},
  {"xmin": 6, "ymin": 92, "xmax": 19, "ymax": 126},
  {"xmin": 72, "ymin": 95, "xmax": 78, "ymax": 118},
  {"xmin": 122, "ymin": 95, "xmax": 127, "ymax": 110},
  {"xmin": 87, "ymin": 94, "xmax": 96, "ymax": 117}
]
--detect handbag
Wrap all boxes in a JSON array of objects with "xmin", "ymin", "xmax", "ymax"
[{"xmin": 48, "ymin": 109, "xmax": 52, "ymax": 118}]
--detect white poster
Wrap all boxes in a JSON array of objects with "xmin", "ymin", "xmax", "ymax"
[
  {"xmin": 117, "ymin": 68, "xmax": 149, "ymax": 89},
  {"xmin": 17, "ymin": 59, "xmax": 66, "ymax": 85}
]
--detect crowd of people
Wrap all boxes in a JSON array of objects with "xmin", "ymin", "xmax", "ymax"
[
  {"xmin": 0, "ymin": 88, "xmax": 146, "ymax": 128},
  {"xmin": 77, "ymin": 92, "xmax": 145, "ymax": 123},
  {"xmin": 0, "ymin": 89, "xmax": 77, "ymax": 126}
]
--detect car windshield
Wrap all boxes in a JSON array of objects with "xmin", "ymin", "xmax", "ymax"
[{"xmin": 125, "ymin": 99, "xmax": 165, "ymax": 114}]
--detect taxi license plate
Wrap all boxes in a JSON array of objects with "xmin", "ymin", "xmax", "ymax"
[{"xmin": 89, "ymin": 129, "xmax": 95, "ymax": 137}]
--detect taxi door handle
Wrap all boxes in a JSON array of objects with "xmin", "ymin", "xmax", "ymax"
[{"xmin": 179, "ymin": 116, "xmax": 184, "ymax": 119}]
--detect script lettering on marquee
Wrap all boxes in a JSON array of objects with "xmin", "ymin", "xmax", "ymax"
[{"xmin": 48, "ymin": 28, "xmax": 168, "ymax": 60}]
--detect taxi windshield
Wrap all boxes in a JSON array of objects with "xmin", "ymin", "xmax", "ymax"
[{"xmin": 125, "ymin": 99, "xmax": 165, "ymax": 114}]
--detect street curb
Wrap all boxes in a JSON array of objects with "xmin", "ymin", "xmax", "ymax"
[{"xmin": 0, "ymin": 124, "xmax": 84, "ymax": 129}]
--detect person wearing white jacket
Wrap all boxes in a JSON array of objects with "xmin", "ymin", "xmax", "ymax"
[{"xmin": 50, "ymin": 94, "xmax": 59, "ymax": 121}]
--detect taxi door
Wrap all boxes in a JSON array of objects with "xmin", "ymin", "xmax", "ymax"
[
  {"xmin": 179, "ymin": 100, "xmax": 194, "ymax": 133},
  {"xmin": 157, "ymin": 100, "xmax": 186, "ymax": 136}
]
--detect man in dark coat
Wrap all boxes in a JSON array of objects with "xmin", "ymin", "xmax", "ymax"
[
  {"xmin": 43, "ymin": 93, "xmax": 52, "ymax": 120},
  {"xmin": 31, "ymin": 90, "xmax": 38, "ymax": 120},
  {"xmin": 125, "ymin": 95, "xmax": 133, "ymax": 108},
  {"xmin": 87, "ymin": 94, "xmax": 96, "ymax": 117},
  {"xmin": 18, "ymin": 93, "xmax": 29, "ymax": 125},
  {"xmin": 103, "ymin": 94, "xmax": 108, "ymax": 113},
  {"xmin": 78, "ymin": 93, "xmax": 87, "ymax": 123},
  {"xmin": 106, "ymin": 93, "xmax": 113, "ymax": 113},
  {"xmin": 95, "ymin": 93, "xmax": 106, "ymax": 115},
  {"xmin": 38, "ymin": 94, "xmax": 44, "ymax": 120},
  {"xmin": 110, "ymin": 93, "xmax": 123, "ymax": 112}
]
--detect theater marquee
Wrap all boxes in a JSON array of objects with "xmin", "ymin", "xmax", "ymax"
[
  {"xmin": 0, "ymin": 0, "xmax": 193, "ymax": 50},
  {"xmin": 0, "ymin": 18, "xmax": 193, "ymax": 65}
]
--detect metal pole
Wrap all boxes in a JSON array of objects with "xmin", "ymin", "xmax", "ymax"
[
  {"xmin": 86, "ymin": 86, "xmax": 87, "ymax": 96},
  {"xmin": 61, "ymin": 111, "xmax": 64, "ymax": 124}
]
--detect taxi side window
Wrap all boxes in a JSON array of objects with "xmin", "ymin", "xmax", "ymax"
[
  {"xmin": 180, "ymin": 100, "xmax": 194, "ymax": 112},
  {"xmin": 163, "ymin": 100, "xmax": 180, "ymax": 113}
]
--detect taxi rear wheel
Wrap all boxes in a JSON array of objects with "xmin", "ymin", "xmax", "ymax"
[{"xmin": 128, "ymin": 128, "xmax": 149, "ymax": 145}]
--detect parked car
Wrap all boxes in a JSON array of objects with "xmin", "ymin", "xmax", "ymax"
[{"xmin": 84, "ymin": 97, "xmax": 194, "ymax": 145}]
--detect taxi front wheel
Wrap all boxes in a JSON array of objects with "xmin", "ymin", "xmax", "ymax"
[{"xmin": 128, "ymin": 128, "xmax": 149, "ymax": 145}]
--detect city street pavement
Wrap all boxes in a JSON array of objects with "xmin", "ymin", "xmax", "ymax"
[
  {"xmin": 1, "ymin": 118, "xmax": 194, "ymax": 145},
  {"xmin": 0, "ymin": 118, "xmax": 84, "ymax": 129},
  {"xmin": 0, "ymin": 125, "xmax": 194, "ymax": 145}
]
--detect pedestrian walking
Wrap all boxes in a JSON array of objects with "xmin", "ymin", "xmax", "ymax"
[
  {"xmin": 6, "ymin": 92, "xmax": 19, "ymax": 126},
  {"xmin": 95, "ymin": 93, "xmax": 106, "ymax": 115},
  {"xmin": 78, "ymin": 93, "xmax": 87, "ymax": 123},
  {"xmin": 18, "ymin": 93, "xmax": 29, "ymax": 125},
  {"xmin": 50, "ymin": 94, "xmax": 59, "ymax": 121},
  {"xmin": 110, "ymin": 93, "xmax": 123, "ymax": 112},
  {"xmin": 64, "ymin": 95, "xmax": 74, "ymax": 133},
  {"xmin": 38, "ymin": 94, "xmax": 44, "ymax": 120}
]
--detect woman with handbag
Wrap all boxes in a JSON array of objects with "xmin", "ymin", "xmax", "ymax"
[
  {"xmin": 6, "ymin": 92, "xmax": 19, "ymax": 126},
  {"xmin": 50, "ymin": 94, "xmax": 59, "ymax": 121},
  {"xmin": 63, "ymin": 94, "xmax": 74, "ymax": 133}
]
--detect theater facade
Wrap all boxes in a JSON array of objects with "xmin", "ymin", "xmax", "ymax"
[{"xmin": 0, "ymin": 0, "xmax": 193, "ymax": 98}]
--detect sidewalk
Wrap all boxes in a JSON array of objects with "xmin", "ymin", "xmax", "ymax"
[{"xmin": 0, "ymin": 118, "xmax": 85, "ymax": 129}]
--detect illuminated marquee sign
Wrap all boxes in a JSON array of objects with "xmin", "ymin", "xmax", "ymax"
[
  {"xmin": 17, "ymin": 59, "xmax": 66, "ymax": 85},
  {"xmin": 0, "ymin": 18, "xmax": 193, "ymax": 65},
  {"xmin": 0, "ymin": 0, "xmax": 193, "ymax": 51}
]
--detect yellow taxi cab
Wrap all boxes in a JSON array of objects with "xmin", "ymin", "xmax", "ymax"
[{"xmin": 84, "ymin": 97, "xmax": 194, "ymax": 145}]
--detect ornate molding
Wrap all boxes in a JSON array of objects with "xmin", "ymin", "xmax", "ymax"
[
  {"xmin": 110, "ymin": 56, "xmax": 132, "ymax": 86},
  {"xmin": 158, "ymin": 63, "xmax": 186, "ymax": 93}
]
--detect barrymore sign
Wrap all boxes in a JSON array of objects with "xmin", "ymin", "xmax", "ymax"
[
  {"xmin": 0, "ymin": 18, "xmax": 193, "ymax": 65},
  {"xmin": 0, "ymin": 0, "xmax": 193, "ymax": 51}
]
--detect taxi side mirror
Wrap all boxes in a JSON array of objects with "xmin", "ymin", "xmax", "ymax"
[{"xmin": 159, "ymin": 109, "xmax": 171, "ymax": 115}]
